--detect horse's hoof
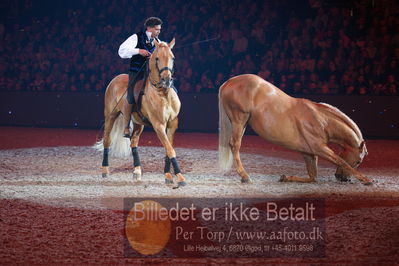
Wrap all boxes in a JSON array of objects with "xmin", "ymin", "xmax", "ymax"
[
  {"xmin": 279, "ymin": 175, "xmax": 287, "ymax": 182},
  {"xmin": 241, "ymin": 177, "xmax": 252, "ymax": 184},
  {"xmin": 133, "ymin": 173, "xmax": 142, "ymax": 181},
  {"xmin": 165, "ymin": 178, "xmax": 174, "ymax": 185},
  {"xmin": 165, "ymin": 173, "xmax": 173, "ymax": 182},
  {"xmin": 335, "ymin": 173, "xmax": 350, "ymax": 182},
  {"xmin": 177, "ymin": 181, "xmax": 187, "ymax": 187},
  {"xmin": 102, "ymin": 166, "xmax": 109, "ymax": 178},
  {"xmin": 363, "ymin": 181, "xmax": 373, "ymax": 186},
  {"xmin": 172, "ymin": 181, "xmax": 186, "ymax": 189}
]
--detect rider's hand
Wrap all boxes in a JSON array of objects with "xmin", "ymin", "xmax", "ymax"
[{"xmin": 139, "ymin": 49, "xmax": 151, "ymax": 57}]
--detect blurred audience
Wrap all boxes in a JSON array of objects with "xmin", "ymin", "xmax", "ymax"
[{"xmin": 1, "ymin": 0, "xmax": 398, "ymax": 95}]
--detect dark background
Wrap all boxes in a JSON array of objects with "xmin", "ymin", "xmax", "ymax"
[
  {"xmin": 1, "ymin": 0, "xmax": 398, "ymax": 137},
  {"xmin": 1, "ymin": 92, "xmax": 398, "ymax": 138}
]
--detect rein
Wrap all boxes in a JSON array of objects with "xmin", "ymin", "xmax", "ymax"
[
  {"xmin": 135, "ymin": 60, "xmax": 151, "ymax": 126},
  {"xmin": 135, "ymin": 52, "xmax": 174, "ymax": 126}
]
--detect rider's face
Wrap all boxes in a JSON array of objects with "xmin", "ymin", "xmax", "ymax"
[{"xmin": 147, "ymin": 25, "xmax": 161, "ymax": 38}]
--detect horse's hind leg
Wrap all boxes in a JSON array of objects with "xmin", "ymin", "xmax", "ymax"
[
  {"xmin": 102, "ymin": 112, "xmax": 118, "ymax": 177},
  {"xmin": 280, "ymin": 154, "xmax": 318, "ymax": 183},
  {"xmin": 130, "ymin": 123, "xmax": 144, "ymax": 181},
  {"xmin": 316, "ymin": 145, "xmax": 372, "ymax": 185},
  {"xmin": 230, "ymin": 113, "xmax": 251, "ymax": 183},
  {"xmin": 164, "ymin": 118, "xmax": 178, "ymax": 185}
]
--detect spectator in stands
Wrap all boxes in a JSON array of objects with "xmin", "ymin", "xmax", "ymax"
[
  {"xmin": 1, "ymin": 0, "xmax": 398, "ymax": 96},
  {"xmin": 214, "ymin": 72, "xmax": 226, "ymax": 89},
  {"xmin": 232, "ymin": 30, "xmax": 248, "ymax": 57},
  {"xmin": 381, "ymin": 74, "xmax": 398, "ymax": 95},
  {"xmin": 327, "ymin": 74, "xmax": 339, "ymax": 94},
  {"xmin": 257, "ymin": 62, "xmax": 271, "ymax": 81}
]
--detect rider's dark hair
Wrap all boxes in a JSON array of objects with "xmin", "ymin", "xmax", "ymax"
[{"xmin": 144, "ymin": 17, "xmax": 163, "ymax": 28}]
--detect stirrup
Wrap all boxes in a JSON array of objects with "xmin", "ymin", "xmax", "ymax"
[{"xmin": 132, "ymin": 103, "xmax": 138, "ymax": 112}]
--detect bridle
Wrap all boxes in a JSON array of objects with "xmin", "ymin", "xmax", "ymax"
[
  {"xmin": 149, "ymin": 47, "xmax": 174, "ymax": 89},
  {"xmin": 158, "ymin": 65, "xmax": 174, "ymax": 76}
]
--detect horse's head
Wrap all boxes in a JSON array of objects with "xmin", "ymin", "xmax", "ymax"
[
  {"xmin": 335, "ymin": 140, "xmax": 368, "ymax": 182},
  {"xmin": 149, "ymin": 38, "xmax": 175, "ymax": 90}
]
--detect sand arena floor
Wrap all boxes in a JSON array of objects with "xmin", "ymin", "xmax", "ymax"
[{"xmin": 0, "ymin": 127, "xmax": 398, "ymax": 264}]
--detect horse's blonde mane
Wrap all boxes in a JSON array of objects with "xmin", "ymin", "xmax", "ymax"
[
  {"xmin": 317, "ymin": 102, "xmax": 363, "ymax": 140},
  {"xmin": 158, "ymin": 42, "xmax": 168, "ymax": 47}
]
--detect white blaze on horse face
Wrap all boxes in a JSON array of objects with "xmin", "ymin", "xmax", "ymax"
[
  {"xmin": 358, "ymin": 142, "xmax": 367, "ymax": 164},
  {"xmin": 162, "ymin": 47, "xmax": 174, "ymax": 78},
  {"xmin": 345, "ymin": 145, "xmax": 364, "ymax": 169}
]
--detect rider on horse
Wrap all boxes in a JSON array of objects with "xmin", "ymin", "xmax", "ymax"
[{"xmin": 118, "ymin": 17, "xmax": 162, "ymax": 138}]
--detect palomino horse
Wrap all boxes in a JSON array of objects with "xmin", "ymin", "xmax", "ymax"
[
  {"xmin": 219, "ymin": 74, "xmax": 372, "ymax": 185},
  {"xmin": 97, "ymin": 38, "xmax": 186, "ymax": 187}
]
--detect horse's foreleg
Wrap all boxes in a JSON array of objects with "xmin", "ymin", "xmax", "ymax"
[
  {"xmin": 153, "ymin": 123, "xmax": 186, "ymax": 187},
  {"xmin": 164, "ymin": 118, "xmax": 178, "ymax": 184},
  {"xmin": 317, "ymin": 145, "xmax": 372, "ymax": 185},
  {"xmin": 280, "ymin": 154, "xmax": 318, "ymax": 183},
  {"xmin": 164, "ymin": 157, "xmax": 173, "ymax": 184},
  {"xmin": 102, "ymin": 113, "xmax": 118, "ymax": 177},
  {"xmin": 230, "ymin": 119, "xmax": 251, "ymax": 183},
  {"xmin": 130, "ymin": 123, "xmax": 144, "ymax": 181}
]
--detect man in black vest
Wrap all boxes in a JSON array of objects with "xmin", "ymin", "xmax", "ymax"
[{"xmin": 118, "ymin": 17, "xmax": 162, "ymax": 138}]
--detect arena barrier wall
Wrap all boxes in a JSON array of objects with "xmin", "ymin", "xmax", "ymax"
[{"xmin": 1, "ymin": 92, "xmax": 398, "ymax": 138}]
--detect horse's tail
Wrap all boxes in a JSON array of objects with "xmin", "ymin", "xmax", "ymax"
[
  {"xmin": 94, "ymin": 115, "xmax": 131, "ymax": 157},
  {"xmin": 93, "ymin": 76, "xmax": 132, "ymax": 158},
  {"xmin": 218, "ymin": 94, "xmax": 233, "ymax": 171}
]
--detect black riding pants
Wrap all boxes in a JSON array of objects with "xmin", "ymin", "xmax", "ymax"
[{"xmin": 127, "ymin": 69, "xmax": 145, "ymax": 104}]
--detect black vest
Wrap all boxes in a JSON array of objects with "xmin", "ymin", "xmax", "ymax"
[{"xmin": 129, "ymin": 31, "xmax": 158, "ymax": 72}]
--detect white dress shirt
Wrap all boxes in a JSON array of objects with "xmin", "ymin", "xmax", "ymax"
[{"xmin": 118, "ymin": 31, "xmax": 155, "ymax": 58}]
